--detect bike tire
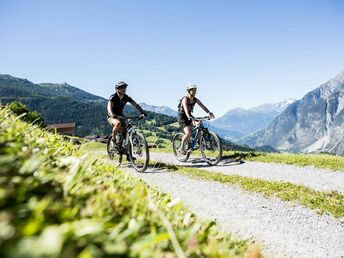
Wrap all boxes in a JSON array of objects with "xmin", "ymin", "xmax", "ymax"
[
  {"xmin": 107, "ymin": 135, "xmax": 123, "ymax": 165},
  {"xmin": 200, "ymin": 131, "xmax": 222, "ymax": 166},
  {"xmin": 172, "ymin": 132, "xmax": 190, "ymax": 162},
  {"xmin": 129, "ymin": 132, "xmax": 149, "ymax": 172}
]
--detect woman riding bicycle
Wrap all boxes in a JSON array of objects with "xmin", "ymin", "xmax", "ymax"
[{"xmin": 178, "ymin": 84, "xmax": 214, "ymax": 155}]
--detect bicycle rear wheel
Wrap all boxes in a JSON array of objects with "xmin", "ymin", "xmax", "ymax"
[
  {"xmin": 200, "ymin": 131, "xmax": 222, "ymax": 165},
  {"xmin": 172, "ymin": 133, "xmax": 190, "ymax": 162},
  {"xmin": 129, "ymin": 132, "xmax": 149, "ymax": 172}
]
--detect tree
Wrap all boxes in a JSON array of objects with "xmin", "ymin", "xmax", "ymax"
[{"xmin": 7, "ymin": 101, "xmax": 45, "ymax": 126}]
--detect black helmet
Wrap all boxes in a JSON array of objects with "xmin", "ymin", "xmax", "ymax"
[{"xmin": 115, "ymin": 81, "xmax": 128, "ymax": 89}]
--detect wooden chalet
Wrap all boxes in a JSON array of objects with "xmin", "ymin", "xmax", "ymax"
[{"xmin": 47, "ymin": 122, "xmax": 76, "ymax": 135}]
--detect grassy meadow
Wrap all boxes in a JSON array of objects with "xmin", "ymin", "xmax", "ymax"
[{"xmin": 0, "ymin": 107, "xmax": 258, "ymax": 258}]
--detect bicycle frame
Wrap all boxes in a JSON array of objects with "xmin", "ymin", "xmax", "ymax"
[
  {"xmin": 107, "ymin": 114, "xmax": 149, "ymax": 172},
  {"xmin": 172, "ymin": 115, "xmax": 222, "ymax": 165},
  {"xmin": 118, "ymin": 116, "xmax": 141, "ymax": 154},
  {"xmin": 188, "ymin": 117, "xmax": 210, "ymax": 151}
]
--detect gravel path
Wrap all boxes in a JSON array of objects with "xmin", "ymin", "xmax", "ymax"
[
  {"xmin": 124, "ymin": 166, "xmax": 344, "ymax": 258},
  {"xmin": 101, "ymin": 151, "xmax": 344, "ymax": 257},
  {"xmin": 149, "ymin": 152, "xmax": 344, "ymax": 194}
]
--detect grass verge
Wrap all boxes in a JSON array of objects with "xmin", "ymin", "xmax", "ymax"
[
  {"xmin": 151, "ymin": 162, "xmax": 344, "ymax": 218},
  {"xmin": 84, "ymin": 140, "xmax": 344, "ymax": 172},
  {"xmin": 225, "ymin": 151, "xmax": 344, "ymax": 172},
  {"xmin": 150, "ymin": 145, "xmax": 344, "ymax": 172}
]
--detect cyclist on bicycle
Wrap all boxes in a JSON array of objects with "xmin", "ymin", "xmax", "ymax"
[
  {"xmin": 178, "ymin": 84, "xmax": 214, "ymax": 154},
  {"xmin": 107, "ymin": 81, "xmax": 146, "ymax": 153}
]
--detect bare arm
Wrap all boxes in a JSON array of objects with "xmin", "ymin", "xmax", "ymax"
[
  {"xmin": 196, "ymin": 99, "xmax": 214, "ymax": 118},
  {"xmin": 196, "ymin": 99, "xmax": 210, "ymax": 113},
  {"xmin": 107, "ymin": 101, "xmax": 115, "ymax": 117},
  {"xmin": 129, "ymin": 99, "xmax": 145, "ymax": 115}
]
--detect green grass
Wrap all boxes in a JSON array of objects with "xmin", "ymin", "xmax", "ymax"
[
  {"xmin": 149, "ymin": 145, "xmax": 344, "ymax": 172},
  {"xmin": 0, "ymin": 107, "xmax": 257, "ymax": 258},
  {"xmin": 151, "ymin": 162, "xmax": 344, "ymax": 218},
  {"xmin": 221, "ymin": 151, "xmax": 344, "ymax": 172}
]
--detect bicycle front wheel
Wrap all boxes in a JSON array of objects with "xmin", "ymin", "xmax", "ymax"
[
  {"xmin": 200, "ymin": 131, "xmax": 222, "ymax": 165},
  {"xmin": 172, "ymin": 133, "xmax": 190, "ymax": 162},
  {"xmin": 129, "ymin": 132, "xmax": 149, "ymax": 172}
]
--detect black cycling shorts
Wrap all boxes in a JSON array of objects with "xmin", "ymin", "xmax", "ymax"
[{"xmin": 178, "ymin": 113, "xmax": 192, "ymax": 129}]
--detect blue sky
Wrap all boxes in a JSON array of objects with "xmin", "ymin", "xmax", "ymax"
[{"xmin": 1, "ymin": 0, "xmax": 343, "ymax": 117}]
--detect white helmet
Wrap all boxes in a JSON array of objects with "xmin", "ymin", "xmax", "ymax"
[{"xmin": 186, "ymin": 84, "xmax": 197, "ymax": 91}]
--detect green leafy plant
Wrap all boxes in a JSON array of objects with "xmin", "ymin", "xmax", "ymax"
[{"xmin": 0, "ymin": 107, "xmax": 256, "ymax": 258}]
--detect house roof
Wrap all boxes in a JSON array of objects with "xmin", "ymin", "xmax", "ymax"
[{"xmin": 46, "ymin": 123, "xmax": 76, "ymax": 129}]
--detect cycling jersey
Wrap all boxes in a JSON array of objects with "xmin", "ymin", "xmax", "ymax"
[{"xmin": 108, "ymin": 93, "xmax": 134, "ymax": 116}]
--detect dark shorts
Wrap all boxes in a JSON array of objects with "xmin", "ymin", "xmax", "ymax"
[
  {"xmin": 178, "ymin": 113, "xmax": 191, "ymax": 129},
  {"xmin": 107, "ymin": 115, "xmax": 127, "ymax": 128}
]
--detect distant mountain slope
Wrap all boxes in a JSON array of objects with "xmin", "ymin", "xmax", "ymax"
[
  {"xmin": 249, "ymin": 98, "xmax": 296, "ymax": 114},
  {"xmin": 140, "ymin": 102, "xmax": 178, "ymax": 117},
  {"xmin": 39, "ymin": 82, "xmax": 105, "ymax": 102},
  {"xmin": 0, "ymin": 74, "xmax": 278, "ymax": 153},
  {"xmin": 210, "ymin": 99, "xmax": 295, "ymax": 139},
  {"xmin": 0, "ymin": 74, "xmax": 175, "ymax": 136},
  {"xmin": 241, "ymin": 71, "xmax": 344, "ymax": 156}
]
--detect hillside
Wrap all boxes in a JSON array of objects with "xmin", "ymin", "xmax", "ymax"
[
  {"xmin": 210, "ymin": 99, "xmax": 296, "ymax": 140},
  {"xmin": 0, "ymin": 74, "xmax": 177, "ymax": 137},
  {"xmin": 240, "ymin": 71, "xmax": 344, "ymax": 156},
  {"xmin": 0, "ymin": 74, "xmax": 257, "ymax": 153}
]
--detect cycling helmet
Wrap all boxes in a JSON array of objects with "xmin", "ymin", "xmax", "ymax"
[
  {"xmin": 186, "ymin": 84, "xmax": 197, "ymax": 91},
  {"xmin": 115, "ymin": 81, "xmax": 128, "ymax": 89}
]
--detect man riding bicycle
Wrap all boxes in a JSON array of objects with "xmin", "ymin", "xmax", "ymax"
[
  {"xmin": 107, "ymin": 81, "xmax": 146, "ymax": 158},
  {"xmin": 178, "ymin": 84, "xmax": 214, "ymax": 155}
]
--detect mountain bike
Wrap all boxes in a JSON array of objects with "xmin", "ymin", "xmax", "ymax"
[
  {"xmin": 107, "ymin": 115, "xmax": 149, "ymax": 172},
  {"xmin": 172, "ymin": 116, "xmax": 222, "ymax": 165}
]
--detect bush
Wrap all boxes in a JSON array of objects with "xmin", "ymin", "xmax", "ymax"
[{"xmin": 7, "ymin": 101, "xmax": 45, "ymax": 126}]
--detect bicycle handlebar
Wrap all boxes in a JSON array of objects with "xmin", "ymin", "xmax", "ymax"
[
  {"xmin": 125, "ymin": 115, "xmax": 143, "ymax": 119},
  {"xmin": 112, "ymin": 115, "xmax": 144, "ymax": 120},
  {"xmin": 192, "ymin": 116, "xmax": 212, "ymax": 121}
]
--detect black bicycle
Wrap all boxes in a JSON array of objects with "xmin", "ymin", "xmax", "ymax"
[
  {"xmin": 172, "ymin": 116, "xmax": 222, "ymax": 165},
  {"xmin": 107, "ymin": 116, "xmax": 149, "ymax": 172}
]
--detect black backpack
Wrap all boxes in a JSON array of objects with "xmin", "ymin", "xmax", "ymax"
[{"xmin": 177, "ymin": 97, "xmax": 184, "ymax": 112}]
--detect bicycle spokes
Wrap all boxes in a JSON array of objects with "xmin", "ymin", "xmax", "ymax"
[
  {"xmin": 129, "ymin": 132, "xmax": 149, "ymax": 172},
  {"xmin": 172, "ymin": 133, "xmax": 191, "ymax": 162},
  {"xmin": 200, "ymin": 131, "xmax": 222, "ymax": 166}
]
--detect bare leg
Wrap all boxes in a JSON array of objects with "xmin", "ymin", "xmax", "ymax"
[
  {"xmin": 110, "ymin": 118, "xmax": 121, "ymax": 140},
  {"xmin": 181, "ymin": 126, "xmax": 191, "ymax": 149}
]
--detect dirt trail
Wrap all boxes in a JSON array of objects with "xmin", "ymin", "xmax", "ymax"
[
  {"xmin": 102, "ymin": 151, "xmax": 344, "ymax": 257},
  {"xmin": 149, "ymin": 152, "xmax": 344, "ymax": 194}
]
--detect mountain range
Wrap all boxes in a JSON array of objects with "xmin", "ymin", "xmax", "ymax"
[
  {"xmin": 0, "ymin": 74, "xmax": 258, "ymax": 152},
  {"xmin": 209, "ymin": 99, "xmax": 296, "ymax": 140},
  {"xmin": 240, "ymin": 71, "xmax": 344, "ymax": 156},
  {"xmin": 2, "ymin": 72, "xmax": 343, "ymax": 155},
  {"xmin": 139, "ymin": 102, "xmax": 178, "ymax": 117}
]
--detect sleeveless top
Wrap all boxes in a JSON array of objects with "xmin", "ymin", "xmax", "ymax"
[{"xmin": 178, "ymin": 96, "xmax": 198, "ymax": 116}]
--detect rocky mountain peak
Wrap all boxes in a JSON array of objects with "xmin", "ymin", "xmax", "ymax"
[
  {"xmin": 240, "ymin": 70, "xmax": 344, "ymax": 156},
  {"xmin": 318, "ymin": 71, "xmax": 344, "ymax": 98}
]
